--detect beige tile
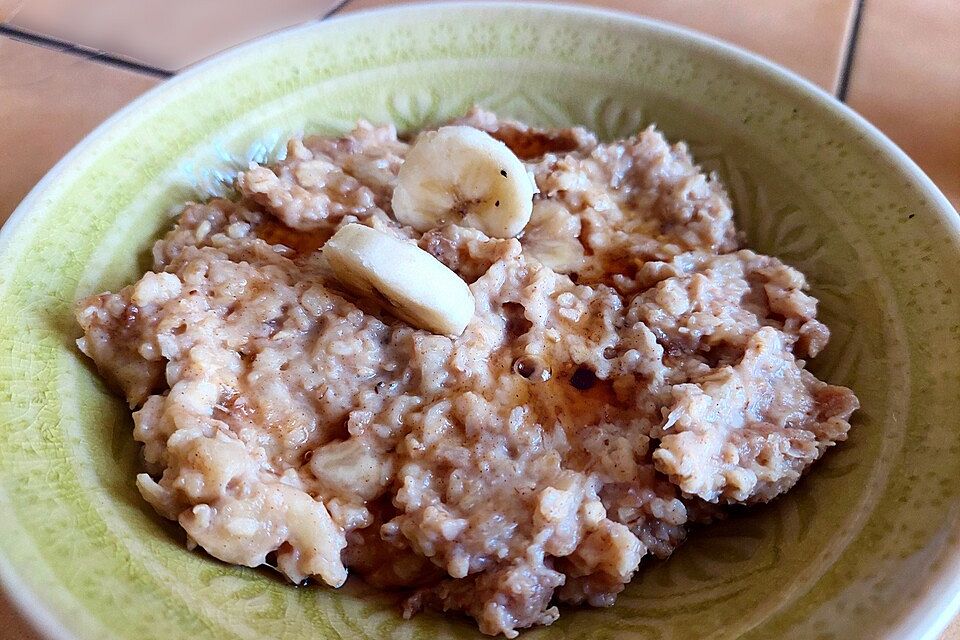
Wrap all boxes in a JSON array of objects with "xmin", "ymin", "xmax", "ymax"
[
  {"xmin": 0, "ymin": 37, "xmax": 158, "ymax": 223},
  {"xmin": 0, "ymin": 0, "xmax": 23, "ymax": 22},
  {"xmin": 4, "ymin": 0, "xmax": 342, "ymax": 71},
  {"xmin": 846, "ymin": 0, "xmax": 960, "ymax": 209},
  {"xmin": 944, "ymin": 617, "xmax": 960, "ymax": 640},
  {"xmin": 338, "ymin": 0, "xmax": 858, "ymax": 92}
]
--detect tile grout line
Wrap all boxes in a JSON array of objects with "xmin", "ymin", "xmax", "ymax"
[
  {"xmin": 0, "ymin": 24, "xmax": 173, "ymax": 77},
  {"xmin": 0, "ymin": 0, "xmax": 351, "ymax": 80},
  {"xmin": 323, "ymin": 0, "xmax": 355, "ymax": 18},
  {"xmin": 835, "ymin": 0, "xmax": 866, "ymax": 102}
]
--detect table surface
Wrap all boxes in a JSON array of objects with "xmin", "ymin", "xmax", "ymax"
[{"xmin": 0, "ymin": 0, "xmax": 958, "ymax": 638}]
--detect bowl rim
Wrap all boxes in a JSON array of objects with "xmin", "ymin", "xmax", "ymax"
[{"xmin": 2, "ymin": 3, "xmax": 958, "ymax": 639}]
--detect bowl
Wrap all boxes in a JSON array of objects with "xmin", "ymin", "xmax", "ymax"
[{"xmin": 1, "ymin": 3, "xmax": 959, "ymax": 639}]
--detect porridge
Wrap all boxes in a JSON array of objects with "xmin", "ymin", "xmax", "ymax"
[{"xmin": 75, "ymin": 108, "xmax": 859, "ymax": 637}]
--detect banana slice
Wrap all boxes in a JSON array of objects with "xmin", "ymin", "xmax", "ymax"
[
  {"xmin": 522, "ymin": 200, "xmax": 586, "ymax": 273},
  {"xmin": 392, "ymin": 125, "xmax": 536, "ymax": 238},
  {"xmin": 323, "ymin": 223, "xmax": 475, "ymax": 336}
]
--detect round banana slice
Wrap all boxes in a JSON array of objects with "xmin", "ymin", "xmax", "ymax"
[
  {"xmin": 323, "ymin": 223, "xmax": 475, "ymax": 336},
  {"xmin": 392, "ymin": 125, "xmax": 536, "ymax": 238}
]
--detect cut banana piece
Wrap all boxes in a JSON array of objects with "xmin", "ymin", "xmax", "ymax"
[
  {"xmin": 392, "ymin": 125, "xmax": 536, "ymax": 238},
  {"xmin": 522, "ymin": 200, "xmax": 586, "ymax": 273},
  {"xmin": 323, "ymin": 223, "xmax": 475, "ymax": 336}
]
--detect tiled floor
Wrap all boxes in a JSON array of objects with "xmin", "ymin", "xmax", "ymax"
[
  {"xmin": 0, "ymin": 1, "xmax": 958, "ymax": 638},
  {"xmin": 0, "ymin": 36, "xmax": 159, "ymax": 221},
  {"xmin": 4, "ymin": 0, "xmax": 343, "ymax": 71},
  {"xmin": 845, "ymin": 0, "xmax": 960, "ymax": 205}
]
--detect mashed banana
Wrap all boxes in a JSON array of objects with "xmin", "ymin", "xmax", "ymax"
[{"xmin": 76, "ymin": 108, "xmax": 858, "ymax": 637}]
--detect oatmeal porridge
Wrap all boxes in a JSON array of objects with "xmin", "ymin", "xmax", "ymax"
[{"xmin": 75, "ymin": 108, "xmax": 859, "ymax": 637}]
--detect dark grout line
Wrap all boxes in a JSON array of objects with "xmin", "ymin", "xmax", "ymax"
[
  {"xmin": 1, "ymin": 0, "xmax": 353, "ymax": 79},
  {"xmin": 0, "ymin": 23, "xmax": 173, "ymax": 78},
  {"xmin": 836, "ymin": 0, "xmax": 866, "ymax": 102},
  {"xmin": 323, "ymin": 0, "xmax": 355, "ymax": 19}
]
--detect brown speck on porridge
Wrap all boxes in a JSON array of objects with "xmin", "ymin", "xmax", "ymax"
[{"xmin": 75, "ymin": 107, "xmax": 859, "ymax": 637}]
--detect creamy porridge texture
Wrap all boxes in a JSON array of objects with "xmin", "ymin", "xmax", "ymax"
[{"xmin": 76, "ymin": 108, "xmax": 859, "ymax": 637}]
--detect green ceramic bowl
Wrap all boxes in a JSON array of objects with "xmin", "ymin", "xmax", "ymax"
[{"xmin": 2, "ymin": 3, "xmax": 959, "ymax": 639}]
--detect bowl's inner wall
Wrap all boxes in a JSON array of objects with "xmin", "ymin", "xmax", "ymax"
[{"xmin": 0, "ymin": 6, "xmax": 958, "ymax": 640}]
